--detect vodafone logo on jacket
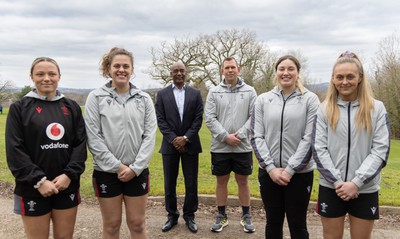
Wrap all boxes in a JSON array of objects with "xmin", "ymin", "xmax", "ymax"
[
  {"xmin": 40, "ymin": 123, "xmax": 69, "ymax": 150},
  {"xmin": 46, "ymin": 123, "xmax": 65, "ymax": 140}
]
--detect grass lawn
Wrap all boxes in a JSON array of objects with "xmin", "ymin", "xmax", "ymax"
[{"xmin": 0, "ymin": 107, "xmax": 399, "ymax": 206}]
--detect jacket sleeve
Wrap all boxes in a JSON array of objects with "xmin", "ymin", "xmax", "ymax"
[
  {"xmin": 155, "ymin": 90, "xmax": 177, "ymax": 143},
  {"xmin": 129, "ymin": 94, "xmax": 157, "ymax": 176},
  {"xmin": 312, "ymin": 104, "xmax": 343, "ymax": 185},
  {"xmin": 205, "ymin": 90, "xmax": 228, "ymax": 142},
  {"xmin": 63, "ymin": 101, "xmax": 87, "ymax": 181},
  {"xmin": 6, "ymin": 101, "xmax": 46, "ymax": 187},
  {"xmin": 237, "ymin": 87, "xmax": 257, "ymax": 140},
  {"xmin": 84, "ymin": 91, "xmax": 121, "ymax": 173},
  {"xmin": 184, "ymin": 90, "xmax": 203, "ymax": 141},
  {"xmin": 250, "ymin": 95, "xmax": 275, "ymax": 172},
  {"xmin": 285, "ymin": 93, "xmax": 320, "ymax": 175},
  {"xmin": 352, "ymin": 101, "xmax": 390, "ymax": 188}
]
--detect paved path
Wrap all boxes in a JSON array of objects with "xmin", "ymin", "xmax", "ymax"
[{"xmin": 1, "ymin": 196, "xmax": 399, "ymax": 239}]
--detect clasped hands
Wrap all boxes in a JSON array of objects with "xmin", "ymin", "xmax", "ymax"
[
  {"xmin": 335, "ymin": 182, "xmax": 359, "ymax": 201},
  {"xmin": 225, "ymin": 132, "xmax": 241, "ymax": 147},
  {"xmin": 172, "ymin": 136, "xmax": 187, "ymax": 153},
  {"xmin": 117, "ymin": 164, "xmax": 136, "ymax": 182},
  {"xmin": 38, "ymin": 174, "xmax": 71, "ymax": 197},
  {"xmin": 269, "ymin": 168, "xmax": 292, "ymax": 186}
]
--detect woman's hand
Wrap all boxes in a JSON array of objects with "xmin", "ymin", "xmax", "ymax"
[
  {"xmin": 269, "ymin": 168, "xmax": 288, "ymax": 186},
  {"xmin": 38, "ymin": 180, "xmax": 59, "ymax": 197},
  {"xmin": 52, "ymin": 174, "xmax": 71, "ymax": 191},
  {"xmin": 118, "ymin": 164, "xmax": 136, "ymax": 182},
  {"xmin": 335, "ymin": 182, "xmax": 359, "ymax": 201}
]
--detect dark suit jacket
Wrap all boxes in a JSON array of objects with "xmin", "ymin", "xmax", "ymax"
[{"xmin": 155, "ymin": 84, "xmax": 203, "ymax": 155}]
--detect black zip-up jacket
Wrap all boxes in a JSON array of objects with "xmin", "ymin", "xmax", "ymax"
[{"xmin": 6, "ymin": 91, "xmax": 87, "ymax": 197}]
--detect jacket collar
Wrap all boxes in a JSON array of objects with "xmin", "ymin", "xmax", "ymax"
[
  {"xmin": 25, "ymin": 89, "xmax": 64, "ymax": 101},
  {"xmin": 337, "ymin": 97, "xmax": 360, "ymax": 107},
  {"xmin": 102, "ymin": 81, "xmax": 141, "ymax": 97},
  {"xmin": 220, "ymin": 77, "xmax": 245, "ymax": 90},
  {"xmin": 272, "ymin": 85, "xmax": 304, "ymax": 97}
]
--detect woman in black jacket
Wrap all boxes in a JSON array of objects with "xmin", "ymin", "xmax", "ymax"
[{"xmin": 5, "ymin": 57, "xmax": 87, "ymax": 239}]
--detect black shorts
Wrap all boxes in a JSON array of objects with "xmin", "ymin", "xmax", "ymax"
[
  {"xmin": 211, "ymin": 152, "xmax": 253, "ymax": 176},
  {"xmin": 13, "ymin": 190, "xmax": 81, "ymax": 216},
  {"xmin": 317, "ymin": 185, "xmax": 379, "ymax": 220},
  {"xmin": 92, "ymin": 168, "xmax": 150, "ymax": 198}
]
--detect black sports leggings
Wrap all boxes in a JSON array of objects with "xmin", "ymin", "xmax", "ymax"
[{"xmin": 258, "ymin": 168, "xmax": 313, "ymax": 239}]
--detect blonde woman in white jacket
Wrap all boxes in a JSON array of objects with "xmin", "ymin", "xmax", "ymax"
[
  {"xmin": 312, "ymin": 51, "xmax": 390, "ymax": 239},
  {"xmin": 251, "ymin": 55, "xmax": 320, "ymax": 238}
]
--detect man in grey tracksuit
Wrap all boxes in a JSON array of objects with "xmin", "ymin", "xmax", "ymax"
[{"xmin": 205, "ymin": 57, "xmax": 257, "ymax": 233}]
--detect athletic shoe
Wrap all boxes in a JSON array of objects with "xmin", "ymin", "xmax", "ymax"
[
  {"xmin": 210, "ymin": 214, "xmax": 229, "ymax": 232},
  {"xmin": 240, "ymin": 214, "xmax": 255, "ymax": 233}
]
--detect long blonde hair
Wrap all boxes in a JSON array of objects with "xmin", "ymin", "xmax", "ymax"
[{"xmin": 325, "ymin": 51, "xmax": 374, "ymax": 134}]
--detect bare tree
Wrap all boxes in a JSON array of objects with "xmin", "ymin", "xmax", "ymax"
[
  {"xmin": 371, "ymin": 33, "xmax": 400, "ymax": 138},
  {"xmin": 0, "ymin": 80, "xmax": 14, "ymax": 103},
  {"xmin": 147, "ymin": 29, "xmax": 271, "ymax": 88}
]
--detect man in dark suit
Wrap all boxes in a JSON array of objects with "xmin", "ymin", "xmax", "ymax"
[{"xmin": 155, "ymin": 61, "xmax": 203, "ymax": 233}]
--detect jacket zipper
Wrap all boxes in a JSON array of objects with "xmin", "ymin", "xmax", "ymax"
[
  {"xmin": 279, "ymin": 91, "xmax": 296, "ymax": 167},
  {"xmin": 344, "ymin": 102, "xmax": 351, "ymax": 181}
]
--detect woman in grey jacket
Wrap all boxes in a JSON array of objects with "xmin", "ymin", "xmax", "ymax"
[
  {"xmin": 85, "ymin": 47, "xmax": 157, "ymax": 239},
  {"xmin": 251, "ymin": 55, "xmax": 320, "ymax": 238},
  {"xmin": 312, "ymin": 51, "xmax": 390, "ymax": 238}
]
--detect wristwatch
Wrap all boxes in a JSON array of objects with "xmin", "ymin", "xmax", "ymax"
[{"xmin": 183, "ymin": 135, "xmax": 189, "ymax": 142}]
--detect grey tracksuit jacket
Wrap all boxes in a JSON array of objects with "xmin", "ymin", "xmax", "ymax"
[
  {"xmin": 250, "ymin": 86, "xmax": 320, "ymax": 175},
  {"xmin": 312, "ymin": 98, "xmax": 390, "ymax": 193},
  {"xmin": 84, "ymin": 82, "xmax": 157, "ymax": 176},
  {"xmin": 205, "ymin": 78, "xmax": 257, "ymax": 153}
]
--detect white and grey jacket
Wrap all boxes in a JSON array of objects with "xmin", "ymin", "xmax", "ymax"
[
  {"xmin": 205, "ymin": 78, "xmax": 257, "ymax": 153},
  {"xmin": 84, "ymin": 82, "xmax": 157, "ymax": 176},
  {"xmin": 250, "ymin": 86, "xmax": 320, "ymax": 175},
  {"xmin": 312, "ymin": 98, "xmax": 390, "ymax": 193}
]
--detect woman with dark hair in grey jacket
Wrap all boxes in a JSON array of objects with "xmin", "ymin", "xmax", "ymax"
[
  {"xmin": 251, "ymin": 55, "xmax": 320, "ymax": 238},
  {"xmin": 312, "ymin": 51, "xmax": 390, "ymax": 238}
]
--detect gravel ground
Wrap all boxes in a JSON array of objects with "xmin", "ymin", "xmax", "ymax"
[{"xmin": 1, "ymin": 181, "xmax": 399, "ymax": 239}]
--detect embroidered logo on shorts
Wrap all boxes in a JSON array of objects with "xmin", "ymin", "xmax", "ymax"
[
  {"xmin": 142, "ymin": 183, "xmax": 147, "ymax": 190},
  {"xmin": 320, "ymin": 202, "xmax": 328, "ymax": 213},
  {"xmin": 100, "ymin": 184, "xmax": 107, "ymax": 193},
  {"xmin": 27, "ymin": 200, "xmax": 36, "ymax": 212},
  {"xmin": 69, "ymin": 193, "xmax": 75, "ymax": 201},
  {"xmin": 307, "ymin": 186, "xmax": 311, "ymax": 193},
  {"xmin": 371, "ymin": 207, "xmax": 377, "ymax": 215}
]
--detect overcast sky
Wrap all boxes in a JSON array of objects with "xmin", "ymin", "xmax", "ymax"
[{"xmin": 1, "ymin": 0, "xmax": 399, "ymax": 89}]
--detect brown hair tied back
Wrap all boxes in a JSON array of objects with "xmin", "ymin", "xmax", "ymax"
[{"xmin": 100, "ymin": 47, "xmax": 134, "ymax": 78}]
